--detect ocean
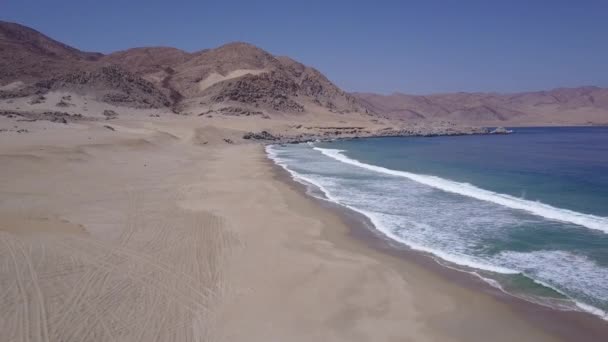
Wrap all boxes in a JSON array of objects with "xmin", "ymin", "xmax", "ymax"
[{"xmin": 266, "ymin": 126, "xmax": 608, "ymax": 320}]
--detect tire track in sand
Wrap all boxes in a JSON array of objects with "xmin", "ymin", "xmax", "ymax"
[{"xmin": 1, "ymin": 232, "xmax": 50, "ymax": 342}]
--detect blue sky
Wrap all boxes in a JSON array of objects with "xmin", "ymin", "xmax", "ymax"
[{"xmin": 2, "ymin": 0, "xmax": 607, "ymax": 94}]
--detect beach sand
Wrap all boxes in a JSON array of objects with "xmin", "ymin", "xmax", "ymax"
[{"xmin": 0, "ymin": 116, "xmax": 601, "ymax": 341}]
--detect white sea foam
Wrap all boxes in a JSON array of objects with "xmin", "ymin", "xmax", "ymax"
[
  {"xmin": 495, "ymin": 250, "xmax": 608, "ymax": 320},
  {"xmin": 576, "ymin": 302, "xmax": 608, "ymax": 321},
  {"xmin": 314, "ymin": 147, "xmax": 608, "ymax": 234},
  {"xmin": 266, "ymin": 145, "xmax": 333, "ymax": 199},
  {"xmin": 267, "ymin": 145, "xmax": 519, "ymax": 274},
  {"xmin": 267, "ymin": 144, "xmax": 608, "ymax": 321}
]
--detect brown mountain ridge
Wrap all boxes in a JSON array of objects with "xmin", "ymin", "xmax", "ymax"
[
  {"xmin": 1, "ymin": 20, "xmax": 607, "ymax": 125},
  {"xmin": 0, "ymin": 21, "xmax": 362, "ymax": 115},
  {"xmin": 353, "ymin": 87, "xmax": 608, "ymax": 126}
]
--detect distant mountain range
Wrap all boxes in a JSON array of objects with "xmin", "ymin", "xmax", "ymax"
[
  {"xmin": 353, "ymin": 88, "xmax": 608, "ymax": 126},
  {"xmin": 1, "ymin": 20, "xmax": 606, "ymax": 125}
]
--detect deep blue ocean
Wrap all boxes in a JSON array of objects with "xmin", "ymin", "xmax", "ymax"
[{"xmin": 267, "ymin": 127, "xmax": 608, "ymax": 320}]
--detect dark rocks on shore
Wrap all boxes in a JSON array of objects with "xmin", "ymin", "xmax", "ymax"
[
  {"xmin": 375, "ymin": 126, "xmax": 491, "ymax": 137},
  {"xmin": 103, "ymin": 109, "xmax": 118, "ymax": 119},
  {"xmin": 242, "ymin": 130, "xmax": 319, "ymax": 144},
  {"xmin": 0, "ymin": 110, "xmax": 91, "ymax": 124},
  {"xmin": 244, "ymin": 125, "xmax": 512, "ymax": 145},
  {"xmin": 0, "ymin": 127, "xmax": 29, "ymax": 133},
  {"xmin": 243, "ymin": 130, "xmax": 279, "ymax": 141},
  {"xmin": 217, "ymin": 106, "xmax": 264, "ymax": 116}
]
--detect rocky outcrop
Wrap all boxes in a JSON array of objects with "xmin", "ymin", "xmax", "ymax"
[
  {"xmin": 276, "ymin": 56, "xmax": 364, "ymax": 113},
  {"xmin": 0, "ymin": 110, "xmax": 92, "ymax": 123},
  {"xmin": 243, "ymin": 130, "xmax": 280, "ymax": 141},
  {"xmin": 208, "ymin": 72, "xmax": 304, "ymax": 112},
  {"xmin": 217, "ymin": 106, "xmax": 264, "ymax": 116},
  {"xmin": 103, "ymin": 109, "xmax": 118, "ymax": 119},
  {"xmin": 374, "ymin": 126, "xmax": 491, "ymax": 137},
  {"xmin": 5, "ymin": 66, "xmax": 171, "ymax": 108},
  {"xmin": 242, "ymin": 125, "xmax": 509, "ymax": 145}
]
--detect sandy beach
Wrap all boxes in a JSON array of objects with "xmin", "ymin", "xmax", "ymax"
[
  {"xmin": 3, "ymin": 114, "xmax": 604, "ymax": 341},
  {"xmin": 2, "ymin": 7, "xmax": 608, "ymax": 341}
]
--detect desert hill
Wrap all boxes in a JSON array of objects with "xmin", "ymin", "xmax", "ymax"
[
  {"xmin": 353, "ymin": 86, "xmax": 608, "ymax": 126},
  {"xmin": 102, "ymin": 42, "xmax": 364, "ymax": 114},
  {"xmin": 0, "ymin": 21, "xmax": 363, "ymax": 115},
  {"xmin": 0, "ymin": 20, "xmax": 101, "ymax": 83},
  {"xmin": 99, "ymin": 47, "xmax": 192, "ymax": 74},
  {"xmin": 0, "ymin": 22, "xmax": 171, "ymax": 108},
  {"xmin": 1, "ymin": 20, "xmax": 606, "ymax": 127}
]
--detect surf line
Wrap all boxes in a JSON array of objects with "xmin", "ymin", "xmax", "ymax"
[{"xmin": 314, "ymin": 147, "xmax": 608, "ymax": 234}]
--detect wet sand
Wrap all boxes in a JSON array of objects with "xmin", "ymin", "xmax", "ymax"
[{"xmin": 269, "ymin": 149, "xmax": 608, "ymax": 341}]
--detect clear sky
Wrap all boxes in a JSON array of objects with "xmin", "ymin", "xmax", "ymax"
[{"xmin": 2, "ymin": 0, "xmax": 607, "ymax": 94}]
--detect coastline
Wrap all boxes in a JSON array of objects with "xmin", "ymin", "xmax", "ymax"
[
  {"xmin": 2, "ymin": 15, "xmax": 607, "ymax": 341},
  {"xmin": 243, "ymin": 125, "xmax": 509, "ymax": 145},
  {"xmin": 266, "ymin": 144, "xmax": 608, "ymax": 341},
  {"xmin": 1, "ymin": 114, "xmax": 605, "ymax": 340}
]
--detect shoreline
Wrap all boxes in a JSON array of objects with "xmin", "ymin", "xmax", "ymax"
[
  {"xmin": 250, "ymin": 125, "xmax": 608, "ymax": 146},
  {"xmin": 242, "ymin": 125, "xmax": 510, "ymax": 144},
  {"xmin": 266, "ymin": 146, "xmax": 608, "ymax": 341},
  {"xmin": 2, "ymin": 115, "xmax": 606, "ymax": 340}
]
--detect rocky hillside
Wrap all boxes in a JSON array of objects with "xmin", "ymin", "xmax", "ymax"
[
  {"xmin": 0, "ymin": 21, "xmax": 101, "ymax": 83},
  {"xmin": 3, "ymin": 20, "xmax": 606, "ymax": 125},
  {"xmin": 100, "ymin": 47, "xmax": 192, "ymax": 74},
  {"xmin": 354, "ymin": 87, "xmax": 608, "ymax": 126},
  {"xmin": 103, "ymin": 42, "xmax": 364, "ymax": 114},
  {"xmin": 0, "ymin": 21, "xmax": 363, "ymax": 114},
  {"xmin": 0, "ymin": 21, "xmax": 171, "ymax": 108}
]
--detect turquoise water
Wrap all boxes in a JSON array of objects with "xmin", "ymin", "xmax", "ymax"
[{"xmin": 267, "ymin": 127, "xmax": 608, "ymax": 319}]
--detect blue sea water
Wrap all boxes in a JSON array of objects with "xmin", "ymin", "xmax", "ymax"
[{"xmin": 267, "ymin": 127, "xmax": 608, "ymax": 320}]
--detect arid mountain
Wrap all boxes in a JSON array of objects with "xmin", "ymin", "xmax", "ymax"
[
  {"xmin": 354, "ymin": 87, "xmax": 608, "ymax": 126},
  {"xmin": 0, "ymin": 21, "xmax": 171, "ymax": 108},
  {"xmin": 34, "ymin": 65, "xmax": 171, "ymax": 108},
  {"xmin": 0, "ymin": 21, "xmax": 363, "ymax": 114},
  {"xmin": 2, "ymin": 20, "xmax": 606, "ymax": 125},
  {"xmin": 99, "ymin": 47, "xmax": 194, "ymax": 107},
  {"xmin": 0, "ymin": 20, "xmax": 101, "ymax": 83},
  {"xmin": 100, "ymin": 47, "xmax": 192, "ymax": 74},
  {"xmin": 102, "ymin": 42, "xmax": 364, "ymax": 114}
]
